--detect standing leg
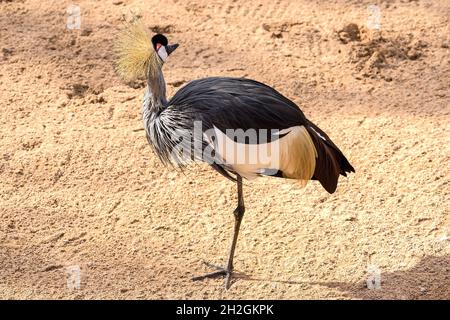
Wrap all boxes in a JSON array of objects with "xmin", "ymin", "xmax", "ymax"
[
  {"xmin": 192, "ymin": 175, "xmax": 245, "ymax": 290},
  {"xmin": 224, "ymin": 175, "xmax": 245, "ymax": 289}
]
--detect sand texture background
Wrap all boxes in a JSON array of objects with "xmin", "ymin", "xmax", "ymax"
[{"xmin": 0, "ymin": 0, "xmax": 449, "ymax": 299}]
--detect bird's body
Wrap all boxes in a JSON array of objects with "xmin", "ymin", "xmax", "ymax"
[
  {"xmin": 144, "ymin": 76, "xmax": 354, "ymax": 193},
  {"xmin": 115, "ymin": 20, "xmax": 354, "ymax": 289}
]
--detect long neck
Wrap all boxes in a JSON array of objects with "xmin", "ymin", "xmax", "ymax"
[{"xmin": 144, "ymin": 65, "xmax": 167, "ymax": 113}]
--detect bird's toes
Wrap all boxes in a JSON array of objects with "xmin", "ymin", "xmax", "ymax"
[
  {"xmin": 192, "ymin": 269, "xmax": 227, "ymax": 281},
  {"xmin": 202, "ymin": 260, "xmax": 225, "ymax": 271}
]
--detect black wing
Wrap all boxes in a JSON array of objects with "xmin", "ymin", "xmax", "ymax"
[
  {"xmin": 169, "ymin": 77, "xmax": 308, "ymax": 139},
  {"xmin": 167, "ymin": 77, "xmax": 354, "ymax": 192}
]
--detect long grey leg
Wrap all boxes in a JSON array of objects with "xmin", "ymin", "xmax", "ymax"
[
  {"xmin": 192, "ymin": 175, "xmax": 245, "ymax": 290},
  {"xmin": 224, "ymin": 175, "xmax": 245, "ymax": 289}
]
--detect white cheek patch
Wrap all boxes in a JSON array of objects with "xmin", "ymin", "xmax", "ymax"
[{"xmin": 157, "ymin": 46, "xmax": 168, "ymax": 61}]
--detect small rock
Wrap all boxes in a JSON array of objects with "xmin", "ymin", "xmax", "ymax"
[
  {"xmin": 271, "ymin": 32, "xmax": 282, "ymax": 39},
  {"xmin": 112, "ymin": 0, "xmax": 124, "ymax": 5},
  {"xmin": 2, "ymin": 48, "xmax": 13, "ymax": 58},
  {"xmin": 338, "ymin": 23, "xmax": 361, "ymax": 44},
  {"xmin": 149, "ymin": 25, "xmax": 173, "ymax": 34},
  {"xmin": 43, "ymin": 265, "xmax": 63, "ymax": 272},
  {"xmin": 407, "ymin": 49, "xmax": 421, "ymax": 60},
  {"xmin": 70, "ymin": 84, "xmax": 89, "ymax": 98},
  {"xmin": 413, "ymin": 40, "xmax": 427, "ymax": 48},
  {"xmin": 81, "ymin": 28, "xmax": 93, "ymax": 36}
]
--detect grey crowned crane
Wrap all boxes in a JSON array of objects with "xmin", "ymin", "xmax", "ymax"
[{"xmin": 115, "ymin": 20, "xmax": 354, "ymax": 289}]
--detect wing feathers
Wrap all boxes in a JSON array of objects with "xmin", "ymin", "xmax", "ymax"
[
  {"xmin": 211, "ymin": 126, "xmax": 317, "ymax": 184},
  {"xmin": 306, "ymin": 124, "xmax": 354, "ymax": 193},
  {"xmin": 277, "ymin": 126, "xmax": 317, "ymax": 185}
]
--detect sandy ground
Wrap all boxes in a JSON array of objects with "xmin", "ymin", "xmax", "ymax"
[{"xmin": 0, "ymin": 0, "xmax": 449, "ymax": 299}]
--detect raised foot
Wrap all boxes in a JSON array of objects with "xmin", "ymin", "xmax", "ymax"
[{"xmin": 192, "ymin": 261, "xmax": 234, "ymax": 289}]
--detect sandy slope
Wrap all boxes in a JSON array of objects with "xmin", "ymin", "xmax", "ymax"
[{"xmin": 0, "ymin": 0, "xmax": 449, "ymax": 299}]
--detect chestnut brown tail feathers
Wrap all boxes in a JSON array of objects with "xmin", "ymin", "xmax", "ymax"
[{"xmin": 306, "ymin": 123, "xmax": 355, "ymax": 194}]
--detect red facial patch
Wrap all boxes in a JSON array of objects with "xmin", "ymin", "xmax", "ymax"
[{"xmin": 156, "ymin": 43, "xmax": 162, "ymax": 51}]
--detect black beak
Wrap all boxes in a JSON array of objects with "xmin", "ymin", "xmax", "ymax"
[{"xmin": 166, "ymin": 43, "xmax": 179, "ymax": 55}]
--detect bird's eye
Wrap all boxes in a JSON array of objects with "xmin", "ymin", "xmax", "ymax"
[{"xmin": 151, "ymin": 34, "xmax": 168, "ymax": 51}]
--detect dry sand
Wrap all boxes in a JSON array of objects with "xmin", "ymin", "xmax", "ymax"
[{"xmin": 0, "ymin": 0, "xmax": 449, "ymax": 299}]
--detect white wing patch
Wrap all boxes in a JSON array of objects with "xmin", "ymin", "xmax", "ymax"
[
  {"xmin": 211, "ymin": 126, "xmax": 317, "ymax": 184},
  {"xmin": 211, "ymin": 126, "xmax": 280, "ymax": 180}
]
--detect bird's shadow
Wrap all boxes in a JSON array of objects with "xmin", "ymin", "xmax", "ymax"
[
  {"xmin": 233, "ymin": 272, "xmax": 311, "ymax": 286},
  {"xmin": 232, "ymin": 254, "xmax": 450, "ymax": 299}
]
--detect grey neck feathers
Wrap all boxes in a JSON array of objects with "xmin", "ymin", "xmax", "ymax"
[{"xmin": 144, "ymin": 65, "xmax": 167, "ymax": 113}]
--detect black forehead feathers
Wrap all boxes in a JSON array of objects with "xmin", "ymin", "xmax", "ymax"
[{"xmin": 151, "ymin": 34, "xmax": 168, "ymax": 49}]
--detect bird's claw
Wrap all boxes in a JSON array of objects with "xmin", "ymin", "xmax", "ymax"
[
  {"xmin": 201, "ymin": 261, "xmax": 225, "ymax": 271},
  {"xmin": 192, "ymin": 261, "xmax": 234, "ymax": 289}
]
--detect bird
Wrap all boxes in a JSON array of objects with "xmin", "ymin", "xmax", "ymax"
[{"xmin": 115, "ymin": 19, "xmax": 355, "ymax": 289}]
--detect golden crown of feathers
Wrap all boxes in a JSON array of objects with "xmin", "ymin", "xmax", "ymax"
[{"xmin": 114, "ymin": 19, "xmax": 162, "ymax": 81}]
